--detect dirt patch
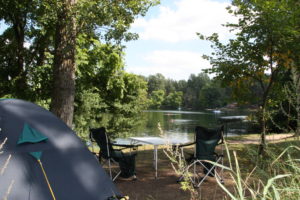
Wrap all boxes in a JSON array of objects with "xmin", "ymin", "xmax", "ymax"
[
  {"xmin": 113, "ymin": 134, "xmax": 296, "ymax": 200},
  {"xmin": 113, "ymin": 148, "xmax": 233, "ymax": 200},
  {"xmin": 227, "ymin": 133, "xmax": 293, "ymax": 144}
]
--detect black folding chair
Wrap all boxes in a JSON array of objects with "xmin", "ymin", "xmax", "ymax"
[
  {"xmin": 89, "ymin": 127, "xmax": 139, "ymax": 181},
  {"xmin": 178, "ymin": 125, "xmax": 225, "ymax": 188}
]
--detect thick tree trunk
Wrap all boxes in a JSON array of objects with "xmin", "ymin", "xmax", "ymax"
[{"xmin": 50, "ymin": 0, "xmax": 77, "ymax": 128}]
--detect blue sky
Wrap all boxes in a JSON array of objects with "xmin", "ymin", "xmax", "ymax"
[
  {"xmin": 0, "ymin": 0, "xmax": 236, "ymax": 81},
  {"xmin": 124, "ymin": 0, "xmax": 236, "ymax": 80}
]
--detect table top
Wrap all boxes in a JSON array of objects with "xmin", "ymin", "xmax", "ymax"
[
  {"xmin": 218, "ymin": 115, "xmax": 247, "ymax": 123},
  {"xmin": 129, "ymin": 136, "xmax": 187, "ymax": 145}
]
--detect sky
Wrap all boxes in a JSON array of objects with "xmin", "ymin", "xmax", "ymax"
[
  {"xmin": 124, "ymin": 0, "xmax": 237, "ymax": 80},
  {"xmin": 0, "ymin": 0, "xmax": 237, "ymax": 81}
]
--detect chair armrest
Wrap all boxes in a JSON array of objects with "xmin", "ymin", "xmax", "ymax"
[
  {"xmin": 111, "ymin": 143, "xmax": 141, "ymax": 148},
  {"xmin": 177, "ymin": 141, "xmax": 196, "ymax": 148},
  {"xmin": 111, "ymin": 143, "xmax": 141, "ymax": 151}
]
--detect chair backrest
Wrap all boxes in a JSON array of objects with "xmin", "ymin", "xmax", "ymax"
[
  {"xmin": 90, "ymin": 127, "xmax": 114, "ymax": 159},
  {"xmin": 194, "ymin": 125, "xmax": 224, "ymax": 160}
]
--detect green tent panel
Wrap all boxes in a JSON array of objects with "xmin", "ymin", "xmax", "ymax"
[{"xmin": 17, "ymin": 123, "xmax": 48, "ymax": 145}]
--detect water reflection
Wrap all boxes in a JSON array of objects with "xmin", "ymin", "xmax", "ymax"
[
  {"xmin": 146, "ymin": 110, "xmax": 206, "ymax": 115},
  {"xmin": 170, "ymin": 119, "xmax": 195, "ymax": 124},
  {"xmin": 120, "ymin": 109, "xmax": 250, "ymax": 140}
]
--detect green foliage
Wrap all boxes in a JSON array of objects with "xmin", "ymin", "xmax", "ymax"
[
  {"xmin": 76, "ymin": 0, "xmax": 160, "ymax": 42},
  {"xmin": 0, "ymin": 0, "xmax": 56, "ymax": 99},
  {"xmin": 162, "ymin": 91, "xmax": 183, "ymax": 110},
  {"xmin": 268, "ymin": 69, "xmax": 300, "ymax": 134},
  {"xmin": 199, "ymin": 0, "xmax": 300, "ymax": 145},
  {"xmin": 73, "ymin": 88, "xmax": 107, "ymax": 140},
  {"xmin": 147, "ymin": 73, "xmax": 166, "ymax": 95},
  {"xmin": 74, "ymin": 72, "xmax": 149, "ymax": 138},
  {"xmin": 198, "ymin": 84, "xmax": 225, "ymax": 109},
  {"xmin": 200, "ymin": 0, "xmax": 291, "ymax": 104},
  {"xmin": 144, "ymin": 72, "xmax": 231, "ymax": 110},
  {"xmin": 105, "ymin": 73, "xmax": 149, "ymax": 137},
  {"xmin": 74, "ymin": 40, "xmax": 149, "ymax": 138},
  {"xmin": 149, "ymin": 90, "xmax": 165, "ymax": 109},
  {"xmin": 0, "ymin": 0, "xmax": 158, "ymax": 137},
  {"xmin": 183, "ymin": 73, "xmax": 210, "ymax": 110}
]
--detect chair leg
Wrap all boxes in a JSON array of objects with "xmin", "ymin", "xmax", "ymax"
[
  {"xmin": 108, "ymin": 159, "xmax": 113, "ymax": 179},
  {"xmin": 109, "ymin": 159, "xmax": 123, "ymax": 181},
  {"xmin": 112, "ymin": 171, "xmax": 122, "ymax": 181},
  {"xmin": 221, "ymin": 155, "xmax": 224, "ymax": 184},
  {"xmin": 99, "ymin": 158, "xmax": 123, "ymax": 181},
  {"xmin": 184, "ymin": 157, "xmax": 224, "ymax": 188},
  {"xmin": 215, "ymin": 157, "xmax": 224, "ymax": 184},
  {"xmin": 194, "ymin": 161, "xmax": 215, "ymax": 188}
]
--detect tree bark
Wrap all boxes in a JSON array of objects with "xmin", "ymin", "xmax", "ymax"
[
  {"xmin": 291, "ymin": 67, "xmax": 300, "ymax": 137},
  {"xmin": 50, "ymin": 0, "xmax": 77, "ymax": 128},
  {"xmin": 258, "ymin": 40, "xmax": 277, "ymax": 155},
  {"xmin": 258, "ymin": 106, "xmax": 266, "ymax": 155},
  {"xmin": 12, "ymin": 14, "xmax": 27, "ymax": 98}
]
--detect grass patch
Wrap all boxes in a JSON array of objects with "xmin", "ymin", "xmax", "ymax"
[{"xmin": 222, "ymin": 137, "xmax": 300, "ymax": 200}]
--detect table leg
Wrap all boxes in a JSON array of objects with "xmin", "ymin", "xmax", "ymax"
[{"xmin": 154, "ymin": 145, "xmax": 158, "ymax": 179}]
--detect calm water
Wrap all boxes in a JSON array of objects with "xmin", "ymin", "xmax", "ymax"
[{"xmin": 117, "ymin": 109, "xmax": 250, "ymax": 143}]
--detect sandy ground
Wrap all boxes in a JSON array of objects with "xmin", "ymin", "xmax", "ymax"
[{"xmin": 227, "ymin": 133, "xmax": 293, "ymax": 144}]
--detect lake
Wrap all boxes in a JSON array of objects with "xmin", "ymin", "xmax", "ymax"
[{"xmin": 117, "ymin": 109, "xmax": 250, "ymax": 143}]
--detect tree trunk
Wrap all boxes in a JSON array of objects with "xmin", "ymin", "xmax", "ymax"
[
  {"xmin": 258, "ymin": 106, "xmax": 267, "ymax": 155},
  {"xmin": 291, "ymin": 67, "xmax": 300, "ymax": 137},
  {"xmin": 258, "ymin": 42, "xmax": 276, "ymax": 155},
  {"xmin": 13, "ymin": 16, "xmax": 27, "ymax": 98},
  {"xmin": 50, "ymin": 0, "xmax": 77, "ymax": 128}
]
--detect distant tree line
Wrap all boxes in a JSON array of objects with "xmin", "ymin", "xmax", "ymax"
[{"xmin": 143, "ymin": 73, "xmax": 233, "ymax": 110}]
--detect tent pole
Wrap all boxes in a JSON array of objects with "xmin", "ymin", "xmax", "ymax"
[{"xmin": 38, "ymin": 160, "xmax": 56, "ymax": 200}]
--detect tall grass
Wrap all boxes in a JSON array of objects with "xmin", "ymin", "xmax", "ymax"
[
  {"xmin": 163, "ymin": 129, "xmax": 300, "ymax": 200},
  {"xmin": 216, "ymin": 140, "xmax": 300, "ymax": 200}
]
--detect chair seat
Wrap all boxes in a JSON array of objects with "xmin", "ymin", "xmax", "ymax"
[
  {"xmin": 90, "ymin": 127, "xmax": 139, "ymax": 181},
  {"xmin": 195, "ymin": 155, "xmax": 216, "ymax": 161},
  {"xmin": 178, "ymin": 125, "xmax": 225, "ymax": 187}
]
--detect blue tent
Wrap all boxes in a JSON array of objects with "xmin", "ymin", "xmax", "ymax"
[{"xmin": 0, "ymin": 99, "xmax": 121, "ymax": 200}]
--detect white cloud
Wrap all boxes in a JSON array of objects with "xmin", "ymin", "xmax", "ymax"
[
  {"xmin": 125, "ymin": 50, "xmax": 211, "ymax": 80},
  {"xmin": 132, "ymin": 0, "xmax": 235, "ymax": 43}
]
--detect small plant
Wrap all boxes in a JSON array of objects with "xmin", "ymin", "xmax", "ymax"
[{"xmin": 158, "ymin": 123, "xmax": 200, "ymax": 199}]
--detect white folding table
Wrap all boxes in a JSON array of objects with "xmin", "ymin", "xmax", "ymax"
[{"xmin": 129, "ymin": 136, "xmax": 185, "ymax": 179}]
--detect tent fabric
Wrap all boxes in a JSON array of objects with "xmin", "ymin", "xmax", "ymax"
[
  {"xmin": 0, "ymin": 99, "xmax": 121, "ymax": 200},
  {"xmin": 29, "ymin": 151, "xmax": 43, "ymax": 160}
]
